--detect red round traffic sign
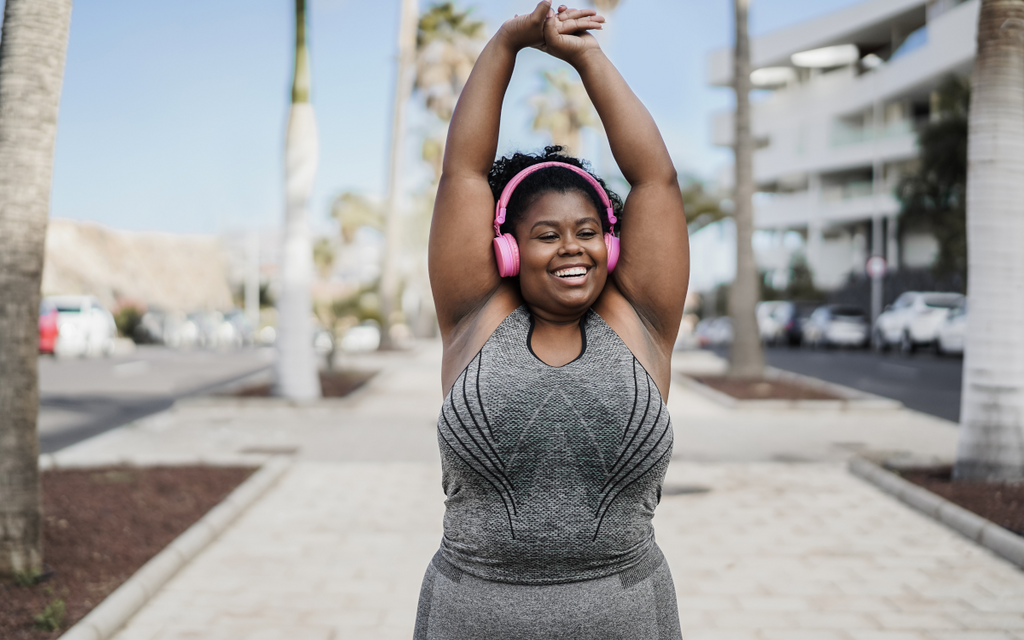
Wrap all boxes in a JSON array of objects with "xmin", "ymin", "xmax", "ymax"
[{"xmin": 866, "ymin": 255, "xmax": 887, "ymax": 279}]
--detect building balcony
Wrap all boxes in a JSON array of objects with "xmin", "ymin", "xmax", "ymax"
[
  {"xmin": 709, "ymin": 0, "xmax": 977, "ymax": 181},
  {"xmin": 753, "ymin": 190, "xmax": 901, "ymax": 229}
]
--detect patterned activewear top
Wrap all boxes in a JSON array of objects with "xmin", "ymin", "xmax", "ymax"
[{"xmin": 436, "ymin": 305, "xmax": 674, "ymax": 585}]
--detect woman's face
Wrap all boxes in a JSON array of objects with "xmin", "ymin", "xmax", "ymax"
[{"xmin": 514, "ymin": 190, "xmax": 608, "ymax": 318}]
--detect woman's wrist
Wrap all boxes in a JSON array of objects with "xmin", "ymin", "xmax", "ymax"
[
  {"xmin": 495, "ymin": 24, "xmax": 529, "ymax": 55},
  {"xmin": 569, "ymin": 47, "xmax": 608, "ymax": 76}
]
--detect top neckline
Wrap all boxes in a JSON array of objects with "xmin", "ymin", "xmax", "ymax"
[{"xmin": 525, "ymin": 308, "xmax": 589, "ymax": 368}]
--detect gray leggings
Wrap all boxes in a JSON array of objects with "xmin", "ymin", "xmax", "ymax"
[{"xmin": 413, "ymin": 547, "xmax": 683, "ymax": 640}]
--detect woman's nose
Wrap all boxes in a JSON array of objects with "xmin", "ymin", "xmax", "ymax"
[{"xmin": 558, "ymin": 237, "xmax": 584, "ymax": 255}]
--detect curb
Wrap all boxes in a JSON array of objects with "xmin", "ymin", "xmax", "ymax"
[
  {"xmin": 848, "ymin": 457, "xmax": 1024, "ymax": 569},
  {"xmin": 58, "ymin": 456, "xmax": 292, "ymax": 640}
]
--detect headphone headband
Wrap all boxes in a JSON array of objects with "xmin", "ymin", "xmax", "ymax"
[{"xmin": 493, "ymin": 161, "xmax": 617, "ymax": 237}]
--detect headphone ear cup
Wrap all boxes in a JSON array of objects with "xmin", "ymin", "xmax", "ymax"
[
  {"xmin": 493, "ymin": 233, "xmax": 521, "ymax": 277},
  {"xmin": 604, "ymin": 233, "xmax": 620, "ymax": 273}
]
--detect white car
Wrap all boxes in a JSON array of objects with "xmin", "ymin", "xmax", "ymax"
[
  {"xmin": 936, "ymin": 302, "xmax": 967, "ymax": 355},
  {"xmin": 756, "ymin": 300, "xmax": 787, "ymax": 343},
  {"xmin": 45, "ymin": 295, "xmax": 116, "ymax": 358},
  {"xmin": 872, "ymin": 291, "xmax": 965, "ymax": 354}
]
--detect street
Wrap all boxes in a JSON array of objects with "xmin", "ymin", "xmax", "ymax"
[
  {"xmin": 715, "ymin": 345, "xmax": 964, "ymax": 423},
  {"xmin": 38, "ymin": 346, "xmax": 273, "ymax": 453}
]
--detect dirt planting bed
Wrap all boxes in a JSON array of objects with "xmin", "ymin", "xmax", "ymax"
[
  {"xmin": 228, "ymin": 369, "xmax": 376, "ymax": 398},
  {"xmin": 898, "ymin": 466, "xmax": 1024, "ymax": 537},
  {"xmin": 0, "ymin": 466, "xmax": 254, "ymax": 639},
  {"xmin": 695, "ymin": 376, "xmax": 843, "ymax": 401}
]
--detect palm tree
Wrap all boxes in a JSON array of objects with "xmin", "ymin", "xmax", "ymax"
[
  {"xmin": 416, "ymin": 2, "xmax": 485, "ymax": 182},
  {"xmin": 275, "ymin": 0, "xmax": 322, "ymax": 399},
  {"xmin": 378, "ymin": 0, "xmax": 420, "ymax": 350},
  {"xmin": 531, "ymin": 70, "xmax": 599, "ymax": 156},
  {"xmin": 727, "ymin": 0, "xmax": 764, "ymax": 379},
  {"xmin": 0, "ymin": 0, "xmax": 73, "ymax": 579},
  {"xmin": 955, "ymin": 0, "xmax": 1024, "ymax": 480}
]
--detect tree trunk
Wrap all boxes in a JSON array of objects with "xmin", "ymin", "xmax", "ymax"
[
  {"xmin": 378, "ymin": 0, "xmax": 417, "ymax": 352},
  {"xmin": 727, "ymin": 0, "xmax": 764, "ymax": 379},
  {"xmin": 0, "ymin": 0, "xmax": 73, "ymax": 579},
  {"xmin": 275, "ymin": 0, "xmax": 321, "ymax": 400},
  {"xmin": 955, "ymin": 0, "xmax": 1024, "ymax": 480},
  {"xmin": 379, "ymin": 0, "xmax": 419, "ymax": 350}
]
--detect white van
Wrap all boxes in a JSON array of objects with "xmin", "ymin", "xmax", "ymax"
[{"xmin": 45, "ymin": 295, "xmax": 116, "ymax": 357}]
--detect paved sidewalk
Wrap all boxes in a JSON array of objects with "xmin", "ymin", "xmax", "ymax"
[{"xmin": 51, "ymin": 342, "xmax": 1024, "ymax": 639}]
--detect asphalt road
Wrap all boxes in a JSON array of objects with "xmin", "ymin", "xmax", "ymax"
[
  {"xmin": 38, "ymin": 346, "xmax": 273, "ymax": 453},
  {"xmin": 757, "ymin": 345, "xmax": 963, "ymax": 423}
]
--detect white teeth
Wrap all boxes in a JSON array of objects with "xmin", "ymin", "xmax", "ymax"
[{"xmin": 555, "ymin": 267, "xmax": 588, "ymax": 278}]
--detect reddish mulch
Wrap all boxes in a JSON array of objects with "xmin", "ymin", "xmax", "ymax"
[
  {"xmin": 0, "ymin": 466, "xmax": 254, "ymax": 639},
  {"xmin": 899, "ymin": 466, "xmax": 1024, "ymax": 537},
  {"xmin": 229, "ymin": 369, "xmax": 376, "ymax": 397},
  {"xmin": 695, "ymin": 376, "xmax": 843, "ymax": 401}
]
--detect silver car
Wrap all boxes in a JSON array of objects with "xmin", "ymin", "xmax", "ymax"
[{"xmin": 802, "ymin": 305, "xmax": 869, "ymax": 349}]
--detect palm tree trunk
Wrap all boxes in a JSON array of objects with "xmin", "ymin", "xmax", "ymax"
[
  {"xmin": 955, "ymin": 0, "xmax": 1024, "ymax": 480},
  {"xmin": 0, "ymin": 0, "xmax": 73, "ymax": 578},
  {"xmin": 728, "ymin": 0, "xmax": 764, "ymax": 379},
  {"xmin": 275, "ymin": 0, "xmax": 321, "ymax": 399},
  {"xmin": 379, "ymin": 0, "xmax": 419, "ymax": 350}
]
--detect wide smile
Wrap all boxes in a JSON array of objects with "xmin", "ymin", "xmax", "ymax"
[{"xmin": 551, "ymin": 264, "xmax": 592, "ymax": 286}]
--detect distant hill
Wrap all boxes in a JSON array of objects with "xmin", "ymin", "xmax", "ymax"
[{"xmin": 42, "ymin": 218, "xmax": 233, "ymax": 312}]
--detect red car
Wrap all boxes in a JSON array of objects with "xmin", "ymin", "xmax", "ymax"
[{"xmin": 39, "ymin": 299, "xmax": 59, "ymax": 354}]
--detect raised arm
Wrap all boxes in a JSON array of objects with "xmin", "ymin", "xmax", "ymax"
[
  {"xmin": 429, "ymin": 2, "xmax": 568, "ymax": 337},
  {"xmin": 544, "ymin": 8, "xmax": 689, "ymax": 345}
]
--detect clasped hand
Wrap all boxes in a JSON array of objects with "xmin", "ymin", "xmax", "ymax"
[{"xmin": 500, "ymin": 1, "xmax": 605, "ymax": 64}]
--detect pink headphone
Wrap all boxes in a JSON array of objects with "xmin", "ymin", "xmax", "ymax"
[{"xmin": 493, "ymin": 161, "xmax": 620, "ymax": 277}]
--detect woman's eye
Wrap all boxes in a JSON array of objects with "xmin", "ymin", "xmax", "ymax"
[
  {"xmin": 539, "ymin": 233, "xmax": 558, "ymax": 240},
  {"xmin": 578, "ymin": 230, "xmax": 598, "ymax": 239}
]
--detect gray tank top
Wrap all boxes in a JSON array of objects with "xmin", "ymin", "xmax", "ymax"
[{"xmin": 437, "ymin": 306, "xmax": 674, "ymax": 585}]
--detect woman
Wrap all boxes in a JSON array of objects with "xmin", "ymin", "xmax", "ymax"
[{"xmin": 417, "ymin": 2, "xmax": 689, "ymax": 638}]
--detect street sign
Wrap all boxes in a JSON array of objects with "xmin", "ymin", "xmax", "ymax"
[{"xmin": 866, "ymin": 255, "xmax": 887, "ymax": 279}]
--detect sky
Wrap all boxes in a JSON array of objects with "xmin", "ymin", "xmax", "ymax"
[{"xmin": 17, "ymin": 0, "xmax": 864, "ymax": 235}]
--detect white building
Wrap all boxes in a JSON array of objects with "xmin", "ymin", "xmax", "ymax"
[{"xmin": 706, "ymin": 0, "xmax": 977, "ymax": 289}]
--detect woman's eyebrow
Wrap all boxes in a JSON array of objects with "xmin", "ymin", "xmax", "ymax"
[{"xmin": 530, "ymin": 216, "xmax": 601, "ymax": 231}]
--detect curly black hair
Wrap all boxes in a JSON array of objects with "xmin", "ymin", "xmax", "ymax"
[{"xmin": 487, "ymin": 146, "xmax": 624, "ymax": 238}]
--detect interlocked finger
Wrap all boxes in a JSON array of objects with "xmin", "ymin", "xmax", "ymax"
[{"xmin": 556, "ymin": 7, "xmax": 603, "ymax": 22}]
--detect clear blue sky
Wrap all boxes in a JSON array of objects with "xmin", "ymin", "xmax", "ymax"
[{"xmin": 19, "ymin": 0, "xmax": 863, "ymax": 234}]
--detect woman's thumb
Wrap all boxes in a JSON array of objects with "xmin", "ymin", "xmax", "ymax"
[{"xmin": 531, "ymin": 0, "xmax": 551, "ymax": 21}]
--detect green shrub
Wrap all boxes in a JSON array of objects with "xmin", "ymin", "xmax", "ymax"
[
  {"xmin": 114, "ymin": 305, "xmax": 144, "ymax": 339},
  {"xmin": 34, "ymin": 598, "xmax": 65, "ymax": 631}
]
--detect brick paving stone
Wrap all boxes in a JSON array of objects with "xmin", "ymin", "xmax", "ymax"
[{"xmin": 75, "ymin": 343, "xmax": 1024, "ymax": 639}]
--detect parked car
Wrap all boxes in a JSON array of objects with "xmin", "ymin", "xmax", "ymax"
[
  {"xmin": 801, "ymin": 305, "xmax": 869, "ymax": 349},
  {"xmin": 39, "ymin": 299, "xmax": 59, "ymax": 354},
  {"xmin": 695, "ymin": 316, "xmax": 733, "ymax": 347},
  {"xmin": 341, "ymin": 322, "xmax": 381, "ymax": 352},
  {"xmin": 756, "ymin": 300, "xmax": 787, "ymax": 343},
  {"xmin": 872, "ymin": 291, "xmax": 965, "ymax": 353},
  {"xmin": 44, "ymin": 295, "xmax": 116, "ymax": 357},
  {"xmin": 936, "ymin": 301, "xmax": 967, "ymax": 356},
  {"xmin": 765, "ymin": 300, "xmax": 819, "ymax": 346}
]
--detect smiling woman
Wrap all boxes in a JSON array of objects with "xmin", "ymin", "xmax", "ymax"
[{"xmin": 421, "ymin": 2, "xmax": 689, "ymax": 638}]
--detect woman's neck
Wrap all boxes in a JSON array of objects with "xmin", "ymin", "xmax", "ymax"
[{"xmin": 528, "ymin": 306, "xmax": 587, "ymax": 367}]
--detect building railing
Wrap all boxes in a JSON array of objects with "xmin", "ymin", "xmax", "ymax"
[{"xmin": 830, "ymin": 119, "xmax": 916, "ymax": 148}]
